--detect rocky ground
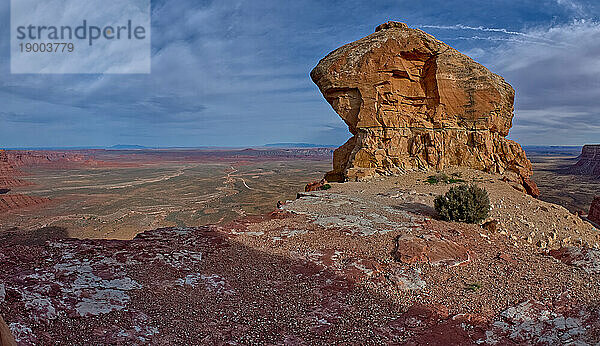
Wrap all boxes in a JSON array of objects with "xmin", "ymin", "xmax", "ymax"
[{"xmin": 1, "ymin": 168, "xmax": 600, "ymax": 344}]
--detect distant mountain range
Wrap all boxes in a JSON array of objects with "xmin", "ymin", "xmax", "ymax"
[
  {"xmin": 4, "ymin": 144, "xmax": 582, "ymax": 151},
  {"xmin": 108, "ymin": 145, "xmax": 153, "ymax": 150},
  {"xmin": 3, "ymin": 143, "xmax": 338, "ymax": 150},
  {"xmin": 523, "ymin": 145, "xmax": 583, "ymax": 156},
  {"xmin": 263, "ymin": 143, "xmax": 336, "ymax": 148}
]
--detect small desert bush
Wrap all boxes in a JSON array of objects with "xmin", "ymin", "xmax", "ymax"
[
  {"xmin": 425, "ymin": 172, "xmax": 464, "ymax": 185},
  {"xmin": 465, "ymin": 282, "xmax": 482, "ymax": 292},
  {"xmin": 434, "ymin": 184, "xmax": 490, "ymax": 223},
  {"xmin": 321, "ymin": 184, "xmax": 332, "ymax": 190}
]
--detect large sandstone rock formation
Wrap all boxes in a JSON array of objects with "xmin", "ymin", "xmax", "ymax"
[
  {"xmin": 311, "ymin": 21, "xmax": 535, "ymax": 192},
  {"xmin": 569, "ymin": 145, "xmax": 600, "ymax": 178}
]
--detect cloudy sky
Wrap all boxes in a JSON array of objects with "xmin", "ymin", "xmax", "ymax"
[{"xmin": 1, "ymin": 0, "xmax": 599, "ymax": 148}]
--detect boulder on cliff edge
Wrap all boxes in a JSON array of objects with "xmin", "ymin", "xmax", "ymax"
[{"xmin": 311, "ymin": 21, "xmax": 537, "ymax": 194}]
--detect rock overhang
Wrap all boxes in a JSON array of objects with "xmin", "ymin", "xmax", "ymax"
[{"xmin": 311, "ymin": 21, "xmax": 536, "ymax": 195}]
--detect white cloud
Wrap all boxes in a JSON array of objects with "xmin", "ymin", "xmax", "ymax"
[
  {"xmin": 421, "ymin": 24, "xmax": 543, "ymax": 39},
  {"xmin": 556, "ymin": 0, "xmax": 586, "ymax": 16},
  {"xmin": 422, "ymin": 19, "xmax": 600, "ymax": 145},
  {"xmin": 482, "ymin": 20, "xmax": 600, "ymax": 145}
]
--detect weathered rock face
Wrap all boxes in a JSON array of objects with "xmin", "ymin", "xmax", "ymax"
[
  {"xmin": 0, "ymin": 151, "xmax": 17, "ymax": 179},
  {"xmin": 589, "ymin": 196, "xmax": 600, "ymax": 225},
  {"xmin": 311, "ymin": 21, "xmax": 535, "ymax": 191},
  {"xmin": 522, "ymin": 177, "xmax": 540, "ymax": 198},
  {"xmin": 569, "ymin": 145, "xmax": 600, "ymax": 178},
  {"xmin": 549, "ymin": 246, "xmax": 600, "ymax": 273}
]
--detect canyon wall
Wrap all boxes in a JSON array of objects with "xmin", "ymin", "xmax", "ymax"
[
  {"xmin": 589, "ymin": 196, "xmax": 600, "ymax": 226},
  {"xmin": 569, "ymin": 145, "xmax": 600, "ymax": 178}
]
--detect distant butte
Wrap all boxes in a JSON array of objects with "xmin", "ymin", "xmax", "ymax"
[
  {"xmin": 311, "ymin": 21, "xmax": 538, "ymax": 195},
  {"xmin": 569, "ymin": 145, "xmax": 600, "ymax": 178}
]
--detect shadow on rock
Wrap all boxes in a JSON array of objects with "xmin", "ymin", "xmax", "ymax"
[
  {"xmin": 0, "ymin": 225, "xmax": 495, "ymax": 344},
  {"xmin": 0, "ymin": 226, "xmax": 69, "ymax": 247},
  {"xmin": 389, "ymin": 202, "xmax": 438, "ymax": 218}
]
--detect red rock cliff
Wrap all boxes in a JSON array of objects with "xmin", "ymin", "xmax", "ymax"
[
  {"xmin": 589, "ymin": 196, "xmax": 600, "ymax": 226},
  {"xmin": 0, "ymin": 150, "xmax": 91, "ymax": 213},
  {"xmin": 569, "ymin": 145, "xmax": 600, "ymax": 178}
]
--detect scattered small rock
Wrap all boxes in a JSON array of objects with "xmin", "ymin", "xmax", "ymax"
[
  {"xmin": 305, "ymin": 179, "xmax": 328, "ymax": 192},
  {"xmin": 481, "ymin": 219, "xmax": 498, "ymax": 232},
  {"xmin": 392, "ymin": 234, "xmax": 470, "ymax": 267},
  {"xmin": 497, "ymin": 252, "xmax": 516, "ymax": 264}
]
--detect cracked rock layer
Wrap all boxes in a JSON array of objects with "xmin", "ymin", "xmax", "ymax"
[{"xmin": 311, "ymin": 21, "xmax": 535, "ymax": 190}]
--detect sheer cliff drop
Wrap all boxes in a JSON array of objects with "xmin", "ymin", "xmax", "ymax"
[
  {"xmin": 569, "ymin": 145, "xmax": 600, "ymax": 178},
  {"xmin": 311, "ymin": 21, "xmax": 537, "ymax": 194},
  {"xmin": 589, "ymin": 196, "xmax": 600, "ymax": 226}
]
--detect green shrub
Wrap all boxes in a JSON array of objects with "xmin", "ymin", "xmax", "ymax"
[
  {"xmin": 465, "ymin": 282, "xmax": 482, "ymax": 291},
  {"xmin": 434, "ymin": 184, "xmax": 490, "ymax": 223},
  {"xmin": 320, "ymin": 184, "xmax": 332, "ymax": 190},
  {"xmin": 425, "ymin": 173, "xmax": 465, "ymax": 185},
  {"xmin": 425, "ymin": 175, "xmax": 441, "ymax": 184}
]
